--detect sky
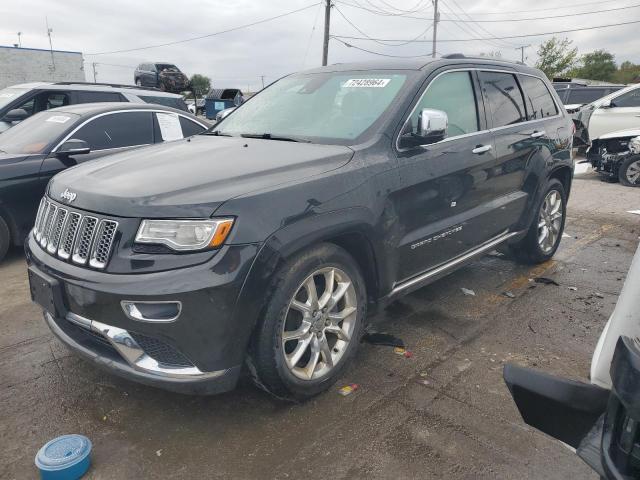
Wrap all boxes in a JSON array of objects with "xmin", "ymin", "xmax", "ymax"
[{"xmin": 2, "ymin": 0, "xmax": 640, "ymax": 91}]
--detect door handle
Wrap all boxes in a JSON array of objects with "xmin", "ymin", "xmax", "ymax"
[
  {"xmin": 530, "ymin": 130, "xmax": 546, "ymax": 138},
  {"xmin": 472, "ymin": 145, "xmax": 492, "ymax": 154}
]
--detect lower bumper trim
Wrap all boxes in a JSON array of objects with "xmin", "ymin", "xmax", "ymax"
[{"xmin": 45, "ymin": 312, "xmax": 241, "ymax": 395}]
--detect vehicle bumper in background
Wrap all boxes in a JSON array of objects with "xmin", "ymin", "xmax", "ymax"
[{"xmin": 26, "ymin": 234, "xmax": 262, "ymax": 394}]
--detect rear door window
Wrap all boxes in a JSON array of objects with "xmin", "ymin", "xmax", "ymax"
[
  {"xmin": 565, "ymin": 88, "xmax": 607, "ymax": 105},
  {"xmin": 178, "ymin": 116, "xmax": 205, "ymax": 137},
  {"xmin": 410, "ymin": 70, "xmax": 479, "ymax": 138},
  {"xmin": 479, "ymin": 71, "xmax": 527, "ymax": 127},
  {"xmin": 75, "ymin": 91, "xmax": 125, "ymax": 103},
  {"xmin": 519, "ymin": 75, "xmax": 559, "ymax": 120},
  {"xmin": 72, "ymin": 112, "xmax": 153, "ymax": 150}
]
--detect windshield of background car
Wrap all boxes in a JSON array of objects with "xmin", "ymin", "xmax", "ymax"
[
  {"xmin": 0, "ymin": 111, "xmax": 79, "ymax": 154},
  {"xmin": 217, "ymin": 71, "xmax": 409, "ymax": 143},
  {"xmin": 0, "ymin": 87, "xmax": 29, "ymax": 111}
]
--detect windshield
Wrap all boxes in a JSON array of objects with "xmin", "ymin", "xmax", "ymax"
[
  {"xmin": 0, "ymin": 111, "xmax": 79, "ymax": 154},
  {"xmin": 216, "ymin": 71, "xmax": 408, "ymax": 143},
  {"xmin": 0, "ymin": 87, "xmax": 29, "ymax": 111}
]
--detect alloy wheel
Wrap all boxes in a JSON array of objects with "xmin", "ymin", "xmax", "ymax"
[
  {"xmin": 281, "ymin": 267, "xmax": 357, "ymax": 381},
  {"xmin": 625, "ymin": 159, "xmax": 640, "ymax": 185},
  {"xmin": 537, "ymin": 189, "xmax": 563, "ymax": 254}
]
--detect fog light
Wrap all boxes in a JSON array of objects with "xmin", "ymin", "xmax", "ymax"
[{"xmin": 121, "ymin": 301, "xmax": 182, "ymax": 322}]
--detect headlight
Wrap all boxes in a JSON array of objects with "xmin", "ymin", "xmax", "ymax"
[{"xmin": 135, "ymin": 218, "xmax": 234, "ymax": 251}]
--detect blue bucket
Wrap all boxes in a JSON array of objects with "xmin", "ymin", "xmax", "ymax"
[{"xmin": 35, "ymin": 434, "xmax": 92, "ymax": 480}]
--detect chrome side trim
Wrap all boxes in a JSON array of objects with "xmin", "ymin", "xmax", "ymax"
[
  {"xmin": 396, "ymin": 67, "xmax": 563, "ymax": 153},
  {"xmin": 62, "ymin": 312, "xmax": 224, "ymax": 379},
  {"xmin": 390, "ymin": 230, "xmax": 520, "ymax": 297}
]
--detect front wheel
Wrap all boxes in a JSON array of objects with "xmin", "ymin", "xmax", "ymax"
[
  {"xmin": 618, "ymin": 156, "xmax": 640, "ymax": 187},
  {"xmin": 135, "ymin": 78, "xmax": 142, "ymax": 87},
  {"xmin": 507, "ymin": 179, "xmax": 567, "ymax": 264},
  {"xmin": 248, "ymin": 243, "xmax": 366, "ymax": 400}
]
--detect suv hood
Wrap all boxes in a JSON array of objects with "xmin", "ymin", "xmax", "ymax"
[{"xmin": 48, "ymin": 136, "xmax": 353, "ymax": 218}]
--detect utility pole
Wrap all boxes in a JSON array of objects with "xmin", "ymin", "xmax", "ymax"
[
  {"xmin": 260, "ymin": 75, "xmax": 265, "ymax": 89},
  {"xmin": 92, "ymin": 62, "xmax": 98, "ymax": 83},
  {"xmin": 17, "ymin": 32, "xmax": 22, "ymax": 47},
  {"xmin": 431, "ymin": 0, "xmax": 439, "ymax": 58},
  {"xmin": 322, "ymin": 0, "xmax": 331, "ymax": 66},
  {"xmin": 516, "ymin": 45, "xmax": 531, "ymax": 63},
  {"xmin": 46, "ymin": 17, "xmax": 55, "ymax": 72}
]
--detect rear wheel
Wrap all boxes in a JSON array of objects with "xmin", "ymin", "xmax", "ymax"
[
  {"xmin": 135, "ymin": 78, "xmax": 142, "ymax": 87},
  {"xmin": 507, "ymin": 179, "xmax": 567, "ymax": 264},
  {"xmin": 618, "ymin": 156, "xmax": 640, "ymax": 187},
  {"xmin": 248, "ymin": 243, "xmax": 366, "ymax": 400},
  {"xmin": 0, "ymin": 216, "xmax": 10, "ymax": 262}
]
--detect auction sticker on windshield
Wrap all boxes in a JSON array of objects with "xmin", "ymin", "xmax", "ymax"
[
  {"xmin": 343, "ymin": 79, "xmax": 390, "ymax": 88},
  {"xmin": 46, "ymin": 116, "xmax": 71, "ymax": 123}
]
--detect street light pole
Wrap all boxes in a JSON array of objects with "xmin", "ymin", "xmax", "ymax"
[{"xmin": 431, "ymin": 0, "xmax": 439, "ymax": 58}]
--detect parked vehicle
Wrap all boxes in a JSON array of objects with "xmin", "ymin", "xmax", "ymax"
[
  {"xmin": 574, "ymin": 83, "xmax": 640, "ymax": 143},
  {"xmin": 0, "ymin": 103, "xmax": 206, "ymax": 261},
  {"xmin": 587, "ymin": 130, "xmax": 640, "ymax": 186},
  {"xmin": 553, "ymin": 83, "xmax": 623, "ymax": 114},
  {"xmin": 134, "ymin": 63, "xmax": 190, "ymax": 93},
  {"xmin": 0, "ymin": 82, "xmax": 188, "ymax": 133},
  {"xmin": 505, "ymin": 242, "xmax": 640, "ymax": 479},
  {"xmin": 26, "ymin": 56, "xmax": 573, "ymax": 399}
]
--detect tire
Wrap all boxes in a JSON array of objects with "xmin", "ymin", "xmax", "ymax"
[
  {"xmin": 247, "ymin": 243, "xmax": 367, "ymax": 401},
  {"xmin": 507, "ymin": 179, "xmax": 567, "ymax": 264},
  {"xmin": 618, "ymin": 156, "xmax": 640, "ymax": 187},
  {"xmin": 0, "ymin": 216, "xmax": 10, "ymax": 263},
  {"xmin": 135, "ymin": 78, "xmax": 142, "ymax": 87}
]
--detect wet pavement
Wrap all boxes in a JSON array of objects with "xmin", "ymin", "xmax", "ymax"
[{"xmin": 1, "ymin": 167, "xmax": 639, "ymax": 479}]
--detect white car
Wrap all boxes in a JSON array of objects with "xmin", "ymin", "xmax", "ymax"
[{"xmin": 585, "ymin": 83, "xmax": 640, "ymax": 141}]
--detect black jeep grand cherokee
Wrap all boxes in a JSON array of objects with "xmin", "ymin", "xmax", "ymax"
[{"xmin": 26, "ymin": 57, "xmax": 573, "ymax": 399}]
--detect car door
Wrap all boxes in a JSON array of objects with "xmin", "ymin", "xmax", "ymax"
[
  {"xmin": 147, "ymin": 65, "xmax": 158, "ymax": 87},
  {"xmin": 39, "ymin": 111, "xmax": 155, "ymax": 181},
  {"xmin": 392, "ymin": 68, "xmax": 502, "ymax": 283},
  {"xmin": 589, "ymin": 87, "xmax": 640, "ymax": 139}
]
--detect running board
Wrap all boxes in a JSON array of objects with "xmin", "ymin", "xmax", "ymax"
[{"xmin": 387, "ymin": 230, "xmax": 521, "ymax": 299}]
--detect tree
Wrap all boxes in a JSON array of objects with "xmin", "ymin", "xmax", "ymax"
[
  {"xmin": 572, "ymin": 50, "xmax": 617, "ymax": 82},
  {"xmin": 535, "ymin": 37, "xmax": 578, "ymax": 79},
  {"xmin": 614, "ymin": 61, "xmax": 640, "ymax": 84},
  {"xmin": 189, "ymin": 74, "xmax": 211, "ymax": 96}
]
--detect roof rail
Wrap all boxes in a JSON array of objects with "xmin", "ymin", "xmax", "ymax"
[
  {"xmin": 440, "ymin": 53, "xmax": 526, "ymax": 66},
  {"xmin": 53, "ymin": 81, "xmax": 163, "ymax": 92}
]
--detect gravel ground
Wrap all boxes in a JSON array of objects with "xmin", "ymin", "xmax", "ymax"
[{"xmin": 1, "ymin": 166, "xmax": 638, "ymax": 479}]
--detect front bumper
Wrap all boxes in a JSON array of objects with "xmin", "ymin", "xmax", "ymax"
[
  {"xmin": 45, "ymin": 311, "xmax": 240, "ymax": 394},
  {"xmin": 26, "ymin": 234, "xmax": 261, "ymax": 394}
]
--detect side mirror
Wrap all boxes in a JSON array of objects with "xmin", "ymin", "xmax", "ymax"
[
  {"xmin": 2, "ymin": 108, "xmax": 29, "ymax": 123},
  {"xmin": 400, "ymin": 108, "xmax": 448, "ymax": 149},
  {"xmin": 600, "ymin": 99, "xmax": 612, "ymax": 109},
  {"xmin": 56, "ymin": 139, "xmax": 91, "ymax": 156},
  {"xmin": 215, "ymin": 107, "xmax": 236, "ymax": 123}
]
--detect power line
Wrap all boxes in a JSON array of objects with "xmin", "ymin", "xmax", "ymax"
[
  {"xmin": 332, "ymin": 36, "xmax": 432, "ymax": 57},
  {"xmin": 301, "ymin": 3, "xmax": 323, "ymax": 68},
  {"xmin": 443, "ymin": 2, "xmax": 640, "ymax": 23},
  {"xmin": 332, "ymin": 18, "xmax": 640, "ymax": 42},
  {"xmin": 336, "ymin": 0, "xmax": 432, "ymax": 17},
  {"xmin": 434, "ymin": 0, "xmax": 629, "ymax": 15},
  {"xmin": 334, "ymin": 5, "xmax": 432, "ymax": 46},
  {"xmin": 86, "ymin": 3, "xmax": 321, "ymax": 56}
]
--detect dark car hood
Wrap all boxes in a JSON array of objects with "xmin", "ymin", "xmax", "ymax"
[
  {"xmin": 48, "ymin": 136, "xmax": 353, "ymax": 218},
  {"xmin": 0, "ymin": 152, "xmax": 31, "ymax": 165}
]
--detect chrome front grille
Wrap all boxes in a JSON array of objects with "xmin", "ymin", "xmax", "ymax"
[{"xmin": 32, "ymin": 198, "xmax": 118, "ymax": 270}]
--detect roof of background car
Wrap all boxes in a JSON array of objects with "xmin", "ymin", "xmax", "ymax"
[
  {"xmin": 47, "ymin": 102, "xmax": 186, "ymax": 117},
  {"xmin": 8, "ymin": 82, "xmax": 184, "ymax": 97}
]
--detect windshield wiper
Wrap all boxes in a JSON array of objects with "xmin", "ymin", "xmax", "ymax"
[
  {"xmin": 202, "ymin": 130, "xmax": 232, "ymax": 136},
  {"xmin": 240, "ymin": 133, "xmax": 310, "ymax": 143}
]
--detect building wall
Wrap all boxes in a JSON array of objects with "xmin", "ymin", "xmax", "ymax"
[{"xmin": 0, "ymin": 46, "xmax": 85, "ymax": 89}]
